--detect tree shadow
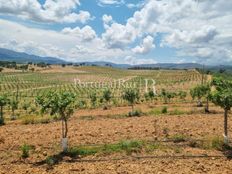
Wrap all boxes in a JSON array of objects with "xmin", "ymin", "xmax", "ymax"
[
  {"xmin": 33, "ymin": 151, "xmax": 81, "ymax": 169},
  {"xmin": 222, "ymin": 144, "xmax": 232, "ymax": 159}
]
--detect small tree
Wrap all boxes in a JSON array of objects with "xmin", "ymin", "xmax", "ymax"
[
  {"xmin": 178, "ymin": 91, "xmax": 187, "ymax": 101},
  {"xmin": 190, "ymin": 85, "xmax": 205, "ymax": 107},
  {"xmin": 22, "ymin": 101, "xmax": 30, "ymax": 113},
  {"xmin": 102, "ymin": 89, "xmax": 112, "ymax": 109},
  {"xmin": 0, "ymin": 95, "xmax": 8, "ymax": 125},
  {"xmin": 190, "ymin": 84, "xmax": 211, "ymax": 111},
  {"xmin": 167, "ymin": 92, "xmax": 176, "ymax": 103},
  {"xmin": 10, "ymin": 100, "xmax": 18, "ymax": 120},
  {"xmin": 145, "ymin": 89, "xmax": 156, "ymax": 104},
  {"xmin": 211, "ymin": 78, "xmax": 232, "ymax": 144},
  {"xmin": 160, "ymin": 89, "xmax": 168, "ymax": 104},
  {"xmin": 122, "ymin": 88, "xmax": 139, "ymax": 112},
  {"xmin": 89, "ymin": 91, "xmax": 97, "ymax": 108},
  {"xmin": 36, "ymin": 91, "xmax": 76, "ymax": 151}
]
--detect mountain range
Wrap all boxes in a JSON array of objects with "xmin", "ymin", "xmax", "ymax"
[{"xmin": 0, "ymin": 47, "xmax": 230, "ymax": 71}]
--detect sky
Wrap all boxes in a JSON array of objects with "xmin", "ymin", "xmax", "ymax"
[{"xmin": 0, "ymin": 0, "xmax": 231, "ymax": 65}]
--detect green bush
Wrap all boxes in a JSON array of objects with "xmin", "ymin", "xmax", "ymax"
[
  {"xmin": 169, "ymin": 109, "xmax": 185, "ymax": 115},
  {"xmin": 128, "ymin": 109, "xmax": 142, "ymax": 117},
  {"xmin": 20, "ymin": 144, "xmax": 31, "ymax": 158},
  {"xmin": 170, "ymin": 134, "xmax": 187, "ymax": 143},
  {"xmin": 0, "ymin": 117, "xmax": 5, "ymax": 125},
  {"xmin": 161, "ymin": 106, "xmax": 168, "ymax": 114}
]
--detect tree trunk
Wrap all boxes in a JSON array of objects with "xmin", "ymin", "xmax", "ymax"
[
  {"xmin": 61, "ymin": 119, "xmax": 68, "ymax": 152},
  {"xmin": 64, "ymin": 119, "xmax": 68, "ymax": 138},
  {"xmin": 205, "ymin": 97, "xmax": 209, "ymax": 113},
  {"xmin": 0, "ymin": 106, "xmax": 3, "ymax": 119},
  {"xmin": 224, "ymin": 109, "xmax": 229, "ymax": 144},
  {"xmin": 131, "ymin": 104, "xmax": 134, "ymax": 112},
  {"xmin": 197, "ymin": 98, "xmax": 203, "ymax": 107}
]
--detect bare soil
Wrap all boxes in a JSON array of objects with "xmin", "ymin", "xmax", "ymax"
[{"xmin": 0, "ymin": 103, "xmax": 232, "ymax": 174}]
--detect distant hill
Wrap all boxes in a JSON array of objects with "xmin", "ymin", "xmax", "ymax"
[
  {"xmin": 129, "ymin": 63, "xmax": 203, "ymax": 69},
  {"xmin": 0, "ymin": 48, "xmax": 66, "ymax": 64},
  {"xmin": 1, "ymin": 47, "xmax": 231, "ymax": 71}
]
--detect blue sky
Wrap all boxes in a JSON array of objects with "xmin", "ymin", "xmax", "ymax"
[{"xmin": 0, "ymin": 0, "xmax": 231, "ymax": 65}]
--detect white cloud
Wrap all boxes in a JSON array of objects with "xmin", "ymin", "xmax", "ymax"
[
  {"xmin": 0, "ymin": 19, "xmax": 131, "ymax": 63},
  {"xmin": 62, "ymin": 26, "xmax": 97, "ymax": 41},
  {"xmin": 102, "ymin": 0, "xmax": 232, "ymax": 64},
  {"xmin": 132, "ymin": 36, "xmax": 155, "ymax": 54},
  {"xmin": 102, "ymin": 22, "xmax": 138, "ymax": 49},
  {"xmin": 125, "ymin": 56, "xmax": 156, "ymax": 65},
  {"xmin": 0, "ymin": 0, "xmax": 92, "ymax": 23},
  {"xmin": 126, "ymin": 1, "xmax": 145, "ymax": 9},
  {"xmin": 98, "ymin": 0, "xmax": 125, "ymax": 6},
  {"xmin": 102, "ymin": 14, "xmax": 113, "ymax": 29}
]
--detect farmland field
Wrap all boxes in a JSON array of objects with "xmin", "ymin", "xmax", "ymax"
[{"xmin": 0, "ymin": 66, "xmax": 232, "ymax": 174}]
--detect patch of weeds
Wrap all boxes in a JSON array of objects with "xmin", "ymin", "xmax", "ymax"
[
  {"xmin": 67, "ymin": 147, "xmax": 98, "ymax": 157},
  {"xmin": 161, "ymin": 106, "xmax": 168, "ymax": 114},
  {"xmin": 144, "ymin": 142, "xmax": 161, "ymax": 153},
  {"xmin": 45, "ymin": 156, "xmax": 58, "ymax": 166},
  {"xmin": 20, "ymin": 143, "xmax": 34, "ymax": 158},
  {"xmin": 79, "ymin": 115, "xmax": 94, "ymax": 121},
  {"xmin": 119, "ymin": 140, "xmax": 143, "ymax": 155},
  {"xmin": 170, "ymin": 134, "xmax": 187, "ymax": 143},
  {"xmin": 173, "ymin": 147, "xmax": 182, "ymax": 153},
  {"xmin": 149, "ymin": 108, "xmax": 162, "ymax": 115},
  {"xmin": 128, "ymin": 109, "xmax": 143, "ymax": 117},
  {"xmin": 202, "ymin": 136, "xmax": 225, "ymax": 150},
  {"xmin": 169, "ymin": 109, "xmax": 185, "ymax": 115},
  {"xmin": 22, "ymin": 116, "xmax": 51, "ymax": 125}
]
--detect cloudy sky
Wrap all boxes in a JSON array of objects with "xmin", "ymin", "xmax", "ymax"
[{"xmin": 0, "ymin": 0, "xmax": 231, "ymax": 65}]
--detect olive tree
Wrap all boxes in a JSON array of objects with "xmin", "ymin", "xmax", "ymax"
[
  {"xmin": 0, "ymin": 95, "xmax": 8, "ymax": 125},
  {"xmin": 122, "ymin": 88, "xmax": 139, "ymax": 112},
  {"xmin": 211, "ymin": 78, "xmax": 232, "ymax": 144},
  {"xmin": 36, "ymin": 91, "xmax": 76, "ymax": 151}
]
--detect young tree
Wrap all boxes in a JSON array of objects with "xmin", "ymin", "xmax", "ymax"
[
  {"xmin": 102, "ymin": 89, "xmax": 112, "ymax": 109},
  {"xmin": 89, "ymin": 91, "xmax": 97, "ymax": 108},
  {"xmin": 190, "ymin": 85, "xmax": 205, "ymax": 107},
  {"xmin": 122, "ymin": 88, "xmax": 139, "ymax": 112},
  {"xmin": 203, "ymin": 84, "xmax": 211, "ymax": 113},
  {"xmin": 0, "ymin": 95, "xmax": 8, "ymax": 125},
  {"xmin": 144, "ymin": 89, "xmax": 157, "ymax": 104},
  {"xmin": 36, "ymin": 91, "xmax": 76, "ymax": 151},
  {"xmin": 167, "ymin": 92, "xmax": 176, "ymax": 103},
  {"xmin": 190, "ymin": 84, "xmax": 211, "ymax": 111},
  {"xmin": 178, "ymin": 91, "xmax": 187, "ymax": 101},
  {"xmin": 10, "ymin": 100, "xmax": 18, "ymax": 120},
  {"xmin": 160, "ymin": 89, "xmax": 168, "ymax": 104},
  {"xmin": 211, "ymin": 78, "xmax": 232, "ymax": 144}
]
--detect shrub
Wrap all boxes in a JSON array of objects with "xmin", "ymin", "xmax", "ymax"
[
  {"xmin": 0, "ymin": 117, "xmax": 5, "ymax": 125},
  {"xmin": 161, "ymin": 106, "xmax": 168, "ymax": 114},
  {"xmin": 169, "ymin": 109, "xmax": 185, "ymax": 115},
  {"xmin": 170, "ymin": 134, "xmax": 187, "ymax": 143},
  {"xmin": 128, "ymin": 109, "xmax": 142, "ymax": 117},
  {"xmin": 20, "ymin": 144, "xmax": 31, "ymax": 158}
]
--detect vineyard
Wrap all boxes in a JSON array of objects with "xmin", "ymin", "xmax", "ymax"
[{"xmin": 0, "ymin": 66, "xmax": 232, "ymax": 174}]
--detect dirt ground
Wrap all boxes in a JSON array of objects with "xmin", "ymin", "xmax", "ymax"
[{"xmin": 1, "ymin": 103, "xmax": 232, "ymax": 174}]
